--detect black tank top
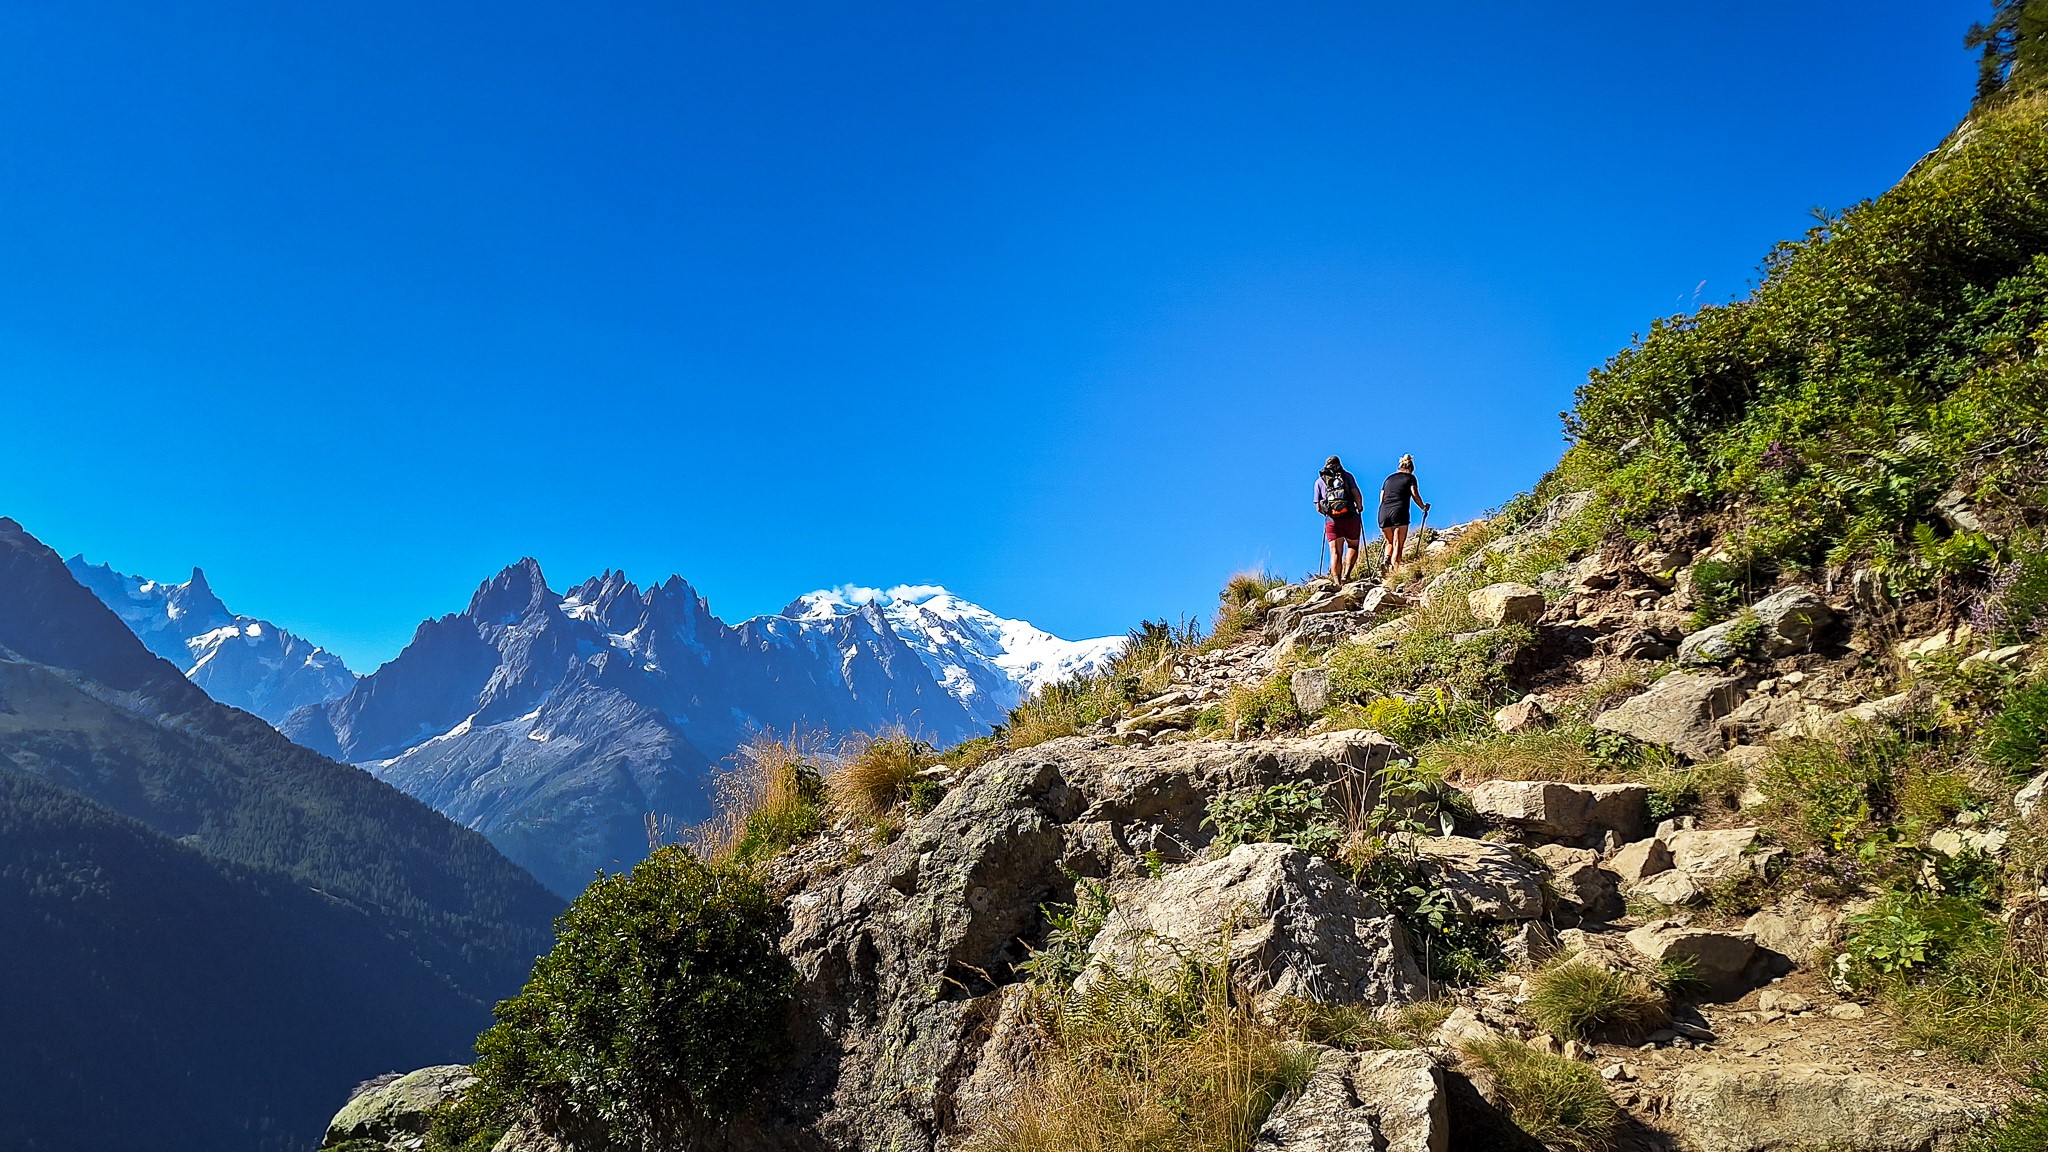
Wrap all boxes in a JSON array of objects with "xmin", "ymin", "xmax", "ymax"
[{"xmin": 1379, "ymin": 471, "xmax": 1417, "ymax": 516}]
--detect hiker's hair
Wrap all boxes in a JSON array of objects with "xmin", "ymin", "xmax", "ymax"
[
  {"xmin": 1398, "ymin": 454, "xmax": 1414, "ymax": 472},
  {"xmin": 1325, "ymin": 455, "xmax": 1342, "ymax": 470}
]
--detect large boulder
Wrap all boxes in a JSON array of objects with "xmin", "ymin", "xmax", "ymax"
[
  {"xmin": 1404, "ymin": 836, "xmax": 1547, "ymax": 921},
  {"xmin": 1679, "ymin": 587, "xmax": 1834, "ymax": 666},
  {"xmin": 1593, "ymin": 671, "xmax": 1748, "ymax": 761},
  {"xmin": 1088, "ymin": 843, "xmax": 1423, "ymax": 1005},
  {"xmin": 323, "ymin": 1065, "xmax": 476, "ymax": 1148},
  {"xmin": 1624, "ymin": 921, "xmax": 1756, "ymax": 990},
  {"xmin": 1666, "ymin": 1065, "xmax": 1984, "ymax": 1151},
  {"xmin": 1253, "ymin": 1047, "xmax": 1447, "ymax": 1152},
  {"xmin": 1465, "ymin": 780, "xmax": 1649, "ymax": 841},
  {"xmin": 1290, "ymin": 667, "xmax": 1333, "ymax": 714},
  {"xmin": 1468, "ymin": 583, "xmax": 1547, "ymax": 628}
]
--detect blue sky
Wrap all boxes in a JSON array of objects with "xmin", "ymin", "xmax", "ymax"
[{"xmin": 0, "ymin": 2, "xmax": 1984, "ymax": 670}]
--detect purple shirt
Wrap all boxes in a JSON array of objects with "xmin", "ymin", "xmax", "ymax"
[{"xmin": 1313, "ymin": 468, "xmax": 1361, "ymax": 515}]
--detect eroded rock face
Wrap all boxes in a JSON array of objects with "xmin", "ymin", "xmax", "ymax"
[
  {"xmin": 1593, "ymin": 671, "xmax": 1747, "ymax": 761},
  {"xmin": 1624, "ymin": 921, "xmax": 1757, "ymax": 990},
  {"xmin": 324, "ymin": 1066, "xmax": 476, "ymax": 1148},
  {"xmin": 1253, "ymin": 1047, "xmax": 1447, "ymax": 1152},
  {"xmin": 1666, "ymin": 1065, "xmax": 1983, "ymax": 1151},
  {"xmin": 1088, "ymin": 843, "xmax": 1423, "ymax": 1005}
]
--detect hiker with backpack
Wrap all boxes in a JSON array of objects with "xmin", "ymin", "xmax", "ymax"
[
  {"xmin": 1314, "ymin": 455, "xmax": 1365, "ymax": 583},
  {"xmin": 1379, "ymin": 454, "xmax": 1431, "ymax": 577}
]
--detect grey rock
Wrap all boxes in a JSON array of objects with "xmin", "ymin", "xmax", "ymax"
[
  {"xmin": 324, "ymin": 1065, "xmax": 476, "ymax": 1148},
  {"xmin": 1607, "ymin": 837, "xmax": 1674, "ymax": 884},
  {"xmin": 1403, "ymin": 836, "xmax": 1547, "ymax": 921},
  {"xmin": 1625, "ymin": 921, "xmax": 1757, "ymax": 990},
  {"xmin": 1253, "ymin": 1047, "xmax": 1447, "ymax": 1152},
  {"xmin": 1750, "ymin": 587, "xmax": 1835, "ymax": 656},
  {"xmin": 1467, "ymin": 583, "xmax": 1547, "ymax": 628},
  {"xmin": 1465, "ymin": 780, "xmax": 1650, "ymax": 841},
  {"xmin": 1492, "ymin": 696, "xmax": 1551, "ymax": 734},
  {"xmin": 1630, "ymin": 869, "xmax": 1704, "ymax": 906},
  {"xmin": 1087, "ymin": 843, "xmax": 1423, "ymax": 1005},
  {"xmin": 1592, "ymin": 671, "xmax": 1747, "ymax": 761},
  {"xmin": 1290, "ymin": 666, "xmax": 1333, "ymax": 715},
  {"xmin": 1533, "ymin": 844, "xmax": 1622, "ymax": 921},
  {"xmin": 1664, "ymin": 825, "xmax": 1780, "ymax": 888},
  {"xmin": 1667, "ymin": 1064, "xmax": 1984, "ymax": 1151}
]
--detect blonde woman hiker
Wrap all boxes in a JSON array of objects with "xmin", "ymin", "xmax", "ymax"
[{"xmin": 1378, "ymin": 454, "xmax": 1430, "ymax": 577}]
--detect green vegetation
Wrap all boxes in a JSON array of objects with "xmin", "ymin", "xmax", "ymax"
[
  {"xmin": 468, "ymin": 847, "xmax": 796, "ymax": 1152},
  {"xmin": 964, "ymin": 959, "xmax": 1318, "ymax": 1152},
  {"xmin": 1204, "ymin": 781, "xmax": 1343, "ymax": 857},
  {"xmin": 1458, "ymin": 1035, "xmax": 1620, "ymax": 1152},
  {"xmin": 1223, "ymin": 667, "xmax": 1304, "ymax": 736},
  {"xmin": 1008, "ymin": 619, "xmax": 1200, "ymax": 747},
  {"xmin": 1207, "ymin": 570, "xmax": 1288, "ymax": 649},
  {"xmin": 1523, "ymin": 958, "xmax": 1671, "ymax": 1041},
  {"xmin": 1985, "ymin": 675, "xmax": 2048, "ymax": 774},
  {"xmin": 1966, "ymin": 1067, "xmax": 2048, "ymax": 1151},
  {"xmin": 1560, "ymin": 90, "xmax": 2048, "ymax": 610},
  {"xmin": 1022, "ymin": 877, "xmax": 1115, "ymax": 986}
]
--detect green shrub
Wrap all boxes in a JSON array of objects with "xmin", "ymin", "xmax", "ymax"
[
  {"xmin": 1759, "ymin": 736, "xmax": 1895, "ymax": 852},
  {"xmin": 1224, "ymin": 670, "xmax": 1302, "ymax": 736},
  {"xmin": 1524, "ymin": 959, "xmax": 1670, "ymax": 1041},
  {"xmin": 1343, "ymin": 835, "xmax": 1503, "ymax": 985},
  {"xmin": 1324, "ymin": 611, "xmax": 1532, "ymax": 713},
  {"xmin": 687, "ymin": 735, "xmax": 827, "ymax": 867},
  {"xmin": 1458, "ymin": 1036, "xmax": 1620, "ymax": 1152},
  {"xmin": 1010, "ymin": 619, "xmax": 1201, "ymax": 748},
  {"xmin": 1358, "ymin": 688, "xmax": 1484, "ymax": 748},
  {"xmin": 1022, "ymin": 878, "xmax": 1113, "ymax": 987},
  {"xmin": 1204, "ymin": 782, "xmax": 1341, "ymax": 857},
  {"xmin": 1986, "ymin": 678, "xmax": 2048, "ymax": 776},
  {"xmin": 470, "ymin": 848, "xmax": 796, "ymax": 1150},
  {"xmin": 1844, "ymin": 891, "xmax": 1996, "ymax": 978}
]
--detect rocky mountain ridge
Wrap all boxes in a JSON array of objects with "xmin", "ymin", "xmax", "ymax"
[
  {"xmin": 66, "ymin": 556, "xmax": 359, "ymax": 725},
  {"xmin": 281, "ymin": 560, "xmax": 1116, "ymax": 896}
]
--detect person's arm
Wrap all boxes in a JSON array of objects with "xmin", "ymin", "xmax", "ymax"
[
  {"xmin": 1313, "ymin": 475, "xmax": 1325, "ymax": 512},
  {"xmin": 1411, "ymin": 478, "xmax": 1430, "ymax": 513}
]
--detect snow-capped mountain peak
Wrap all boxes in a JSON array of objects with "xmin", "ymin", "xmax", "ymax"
[
  {"xmin": 66, "ymin": 557, "xmax": 358, "ymax": 725},
  {"xmin": 776, "ymin": 583, "xmax": 1122, "ymax": 725}
]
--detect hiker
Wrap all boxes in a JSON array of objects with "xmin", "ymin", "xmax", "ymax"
[
  {"xmin": 1379, "ymin": 454, "xmax": 1430, "ymax": 576},
  {"xmin": 1314, "ymin": 455, "xmax": 1364, "ymax": 582}
]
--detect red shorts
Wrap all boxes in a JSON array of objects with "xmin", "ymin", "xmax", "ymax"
[{"xmin": 1325, "ymin": 512, "xmax": 1362, "ymax": 543}]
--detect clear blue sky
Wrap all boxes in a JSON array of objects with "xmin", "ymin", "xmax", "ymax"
[{"xmin": 0, "ymin": 2, "xmax": 1984, "ymax": 671}]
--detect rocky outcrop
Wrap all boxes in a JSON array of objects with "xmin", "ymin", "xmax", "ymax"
[
  {"xmin": 323, "ymin": 1066, "xmax": 476, "ymax": 1149},
  {"xmin": 1088, "ymin": 843, "xmax": 1423, "ymax": 1005},
  {"xmin": 1467, "ymin": 583, "xmax": 1547, "ymax": 628},
  {"xmin": 1625, "ymin": 921, "xmax": 1758, "ymax": 991},
  {"xmin": 772, "ymin": 732, "xmax": 1407, "ymax": 1150},
  {"xmin": 1667, "ymin": 1065, "xmax": 1984, "ymax": 1151},
  {"xmin": 1403, "ymin": 836, "xmax": 1547, "ymax": 921},
  {"xmin": 1252, "ymin": 1048, "xmax": 1447, "ymax": 1152}
]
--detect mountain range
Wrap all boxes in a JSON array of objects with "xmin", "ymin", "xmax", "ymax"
[
  {"xmin": 274, "ymin": 561, "xmax": 1119, "ymax": 895},
  {"xmin": 66, "ymin": 557, "xmax": 358, "ymax": 725},
  {"xmin": 0, "ymin": 518, "xmax": 561, "ymax": 1152}
]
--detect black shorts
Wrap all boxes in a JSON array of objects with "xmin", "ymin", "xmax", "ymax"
[{"xmin": 1378, "ymin": 508, "xmax": 1409, "ymax": 530}]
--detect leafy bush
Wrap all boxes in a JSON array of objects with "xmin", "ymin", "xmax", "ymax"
[
  {"xmin": 1524, "ymin": 959, "xmax": 1670, "ymax": 1041},
  {"xmin": 1844, "ymin": 891, "xmax": 1995, "ymax": 978},
  {"xmin": 469, "ymin": 848, "xmax": 796, "ymax": 1151},
  {"xmin": 1223, "ymin": 669, "xmax": 1304, "ymax": 736},
  {"xmin": 1343, "ymin": 835, "xmax": 1503, "ymax": 984},
  {"xmin": 1204, "ymin": 781, "xmax": 1341, "ymax": 857},
  {"xmin": 1323, "ymin": 608, "xmax": 1532, "ymax": 714},
  {"xmin": 964, "ymin": 959, "xmax": 1318, "ymax": 1152},
  {"xmin": 1358, "ymin": 688, "xmax": 1484, "ymax": 748},
  {"xmin": 1458, "ymin": 1036, "xmax": 1620, "ymax": 1152},
  {"xmin": 1986, "ymin": 677, "xmax": 2048, "ymax": 776},
  {"xmin": 1022, "ymin": 877, "xmax": 1114, "ymax": 987}
]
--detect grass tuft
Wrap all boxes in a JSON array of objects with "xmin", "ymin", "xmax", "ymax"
[
  {"xmin": 687, "ymin": 733, "xmax": 826, "ymax": 867},
  {"xmin": 829, "ymin": 729, "xmax": 938, "ymax": 823},
  {"xmin": 1524, "ymin": 959, "xmax": 1670, "ymax": 1041},
  {"xmin": 1459, "ymin": 1035, "xmax": 1620, "ymax": 1152}
]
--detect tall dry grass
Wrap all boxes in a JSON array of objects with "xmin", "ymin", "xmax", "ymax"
[
  {"xmin": 828, "ymin": 728, "xmax": 937, "ymax": 823},
  {"xmin": 685, "ymin": 732, "xmax": 827, "ymax": 867},
  {"xmin": 962, "ymin": 962, "xmax": 1316, "ymax": 1152}
]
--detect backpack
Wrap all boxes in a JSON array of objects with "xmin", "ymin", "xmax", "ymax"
[{"xmin": 1318, "ymin": 467, "xmax": 1357, "ymax": 516}]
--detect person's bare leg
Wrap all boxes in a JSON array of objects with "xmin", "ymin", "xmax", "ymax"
[
  {"xmin": 1390, "ymin": 525, "xmax": 1410, "ymax": 574},
  {"xmin": 1339, "ymin": 540, "xmax": 1358, "ymax": 582},
  {"xmin": 1329, "ymin": 539, "xmax": 1344, "ymax": 583},
  {"xmin": 1380, "ymin": 526, "xmax": 1398, "ymax": 574}
]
